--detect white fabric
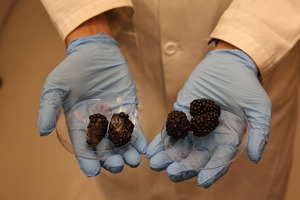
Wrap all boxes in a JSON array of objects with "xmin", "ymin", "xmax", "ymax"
[
  {"xmin": 210, "ymin": 0, "xmax": 300, "ymax": 74},
  {"xmin": 41, "ymin": 0, "xmax": 133, "ymax": 38}
]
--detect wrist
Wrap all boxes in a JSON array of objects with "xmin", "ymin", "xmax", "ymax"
[
  {"xmin": 214, "ymin": 40, "xmax": 238, "ymax": 50},
  {"xmin": 65, "ymin": 13, "xmax": 113, "ymax": 46}
]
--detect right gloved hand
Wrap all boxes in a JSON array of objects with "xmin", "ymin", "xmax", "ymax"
[
  {"xmin": 38, "ymin": 32, "xmax": 148, "ymax": 177},
  {"xmin": 147, "ymin": 49, "xmax": 272, "ymax": 187}
]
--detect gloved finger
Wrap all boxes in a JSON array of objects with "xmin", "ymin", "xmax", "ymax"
[
  {"xmin": 198, "ymin": 164, "xmax": 231, "ymax": 188},
  {"xmin": 68, "ymin": 129, "xmax": 102, "ymax": 177},
  {"xmin": 197, "ymin": 145, "xmax": 235, "ymax": 188},
  {"xmin": 94, "ymin": 135, "xmax": 141, "ymax": 169},
  {"xmin": 133, "ymin": 128, "xmax": 148, "ymax": 154},
  {"xmin": 101, "ymin": 154, "xmax": 125, "ymax": 173},
  {"xmin": 94, "ymin": 137, "xmax": 125, "ymax": 173},
  {"xmin": 167, "ymin": 162, "xmax": 199, "ymax": 183},
  {"xmin": 166, "ymin": 149, "xmax": 210, "ymax": 182},
  {"xmin": 149, "ymin": 151, "xmax": 174, "ymax": 171},
  {"xmin": 247, "ymin": 126, "xmax": 269, "ymax": 163},
  {"xmin": 146, "ymin": 134, "xmax": 165, "ymax": 159},
  {"xmin": 246, "ymin": 103, "xmax": 271, "ymax": 163},
  {"xmin": 38, "ymin": 90, "xmax": 66, "ymax": 136},
  {"xmin": 123, "ymin": 146, "xmax": 142, "ymax": 168},
  {"xmin": 150, "ymin": 136, "xmax": 192, "ymax": 171},
  {"xmin": 76, "ymin": 156, "xmax": 101, "ymax": 177}
]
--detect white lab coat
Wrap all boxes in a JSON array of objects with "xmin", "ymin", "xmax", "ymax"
[{"xmin": 41, "ymin": 0, "xmax": 300, "ymax": 199}]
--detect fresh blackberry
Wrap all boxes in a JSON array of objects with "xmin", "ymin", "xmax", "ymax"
[
  {"xmin": 190, "ymin": 98, "xmax": 221, "ymax": 117},
  {"xmin": 166, "ymin": 110, "xmax": 190, "ymax": 139},
  {"xmin": 189, "ymin": 98, "xmax": 221, "ymax": 136},
  {"xmin": 190, "ymin": 112, "xmax": 220, "ymax": 137},
  {"xmin": 108, "ymin": 112, "xmax": 134, "ymax": 147},
  {"xmin": 86, "ymin": 113, "xmax": 108, "ymax": 147}
]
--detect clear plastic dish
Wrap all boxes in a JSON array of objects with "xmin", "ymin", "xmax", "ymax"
[
  {"xmin": 55, "ymin": 90, "xmax": 139, "ymax": 160},
  {"xmin": 161, "ymin": 101, "xmax": 248, "ymax": 170}
]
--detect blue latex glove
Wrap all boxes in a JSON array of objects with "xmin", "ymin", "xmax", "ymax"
[
  {"xmin": 38, "ymin": 32, "xmax": 148, "ymax": 177},
  {"xmin": 147, "ymin": 49, "xmax": 271, "ymax": 188}
]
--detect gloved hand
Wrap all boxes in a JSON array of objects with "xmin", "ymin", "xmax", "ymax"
[
  {"xmin": 38, "ymin": 32, "xmax": 148, "ymax": 177},
  {"xmin": 147, "ymin": 49, "xmax": 271, "ymax": 188}
]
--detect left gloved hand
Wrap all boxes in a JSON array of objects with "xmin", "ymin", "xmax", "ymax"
[
  {"xmin": 147, "ymin": 49, "xmax": 272, "ymax": 188},
  {"xmin": 38, "ymin": 33, "xmax": 148, "ymax": 177}
]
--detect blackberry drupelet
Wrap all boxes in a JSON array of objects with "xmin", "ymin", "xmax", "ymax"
[
  {"xmin": 86, "ymin": 113, "xmax": 109, "ymax": 147},
  {"xmin": 189, "ymin": 112, "xmax": 220, "ymax": 137},
  {"xmin": 190, "ymin": 98, "xmax": 221, "ymax": 117},
  {"xmin": 108, "ymin": 112, "xmax": 134, "ymax": 147},
  {"xmin": 166, "ymin": 110, "xmax": 190, "ymax": 139}
]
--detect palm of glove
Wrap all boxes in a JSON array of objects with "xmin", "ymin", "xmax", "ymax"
[
  {"xmin": 147, "ymin": 49, "xmax": 272, "ymax": 188},
  {"xmin": 38, "ymin": 33, "xmax": 147, "ymax": 177}
]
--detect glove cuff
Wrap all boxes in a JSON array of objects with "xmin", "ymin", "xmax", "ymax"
[
  {"xmin": 66, "ymin": 32, "xmax": 117, "ymax": 55},
  {"xmin": 208, "ymin": 49, "xmax": 258, "ymax": 76}
]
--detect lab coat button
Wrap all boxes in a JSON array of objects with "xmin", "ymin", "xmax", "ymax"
[{"xmin": 164, "ymin": 42, "xmax": 178, "ymax": 55}]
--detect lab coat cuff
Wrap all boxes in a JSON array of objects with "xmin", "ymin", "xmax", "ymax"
[
  {"xmin": 210, "ymin": 8, "xmax": 291, "ymax": 76},
  {"xmin": 41, "ymin": 0, "xmax": 133, "ymax": 40}
]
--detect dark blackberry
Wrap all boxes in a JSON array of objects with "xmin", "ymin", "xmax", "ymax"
[
  {"xmin": 86, "ymin": 113, "xmax": 108, "ymax": 147},
  {"xmin": 166, "ymin": 110, "xmax": 190, "ymax": 139},
  {"xmin": 189, "ymin": 98, "xmax": 221, "ymax": 136},
  {"xmin": 108, "ymin": 112, "xmax": 134, "ymax": 147},
  {"xmin": 190, "ymin": 112, "xmax": 220, "ymax": 137},
  {"xmin": 190, "ymin": 112, "xmax": 219, "ymax": 136},
  {"xmin": 190, "ymin": 98, "xmax": 221, "ymax": 117}
]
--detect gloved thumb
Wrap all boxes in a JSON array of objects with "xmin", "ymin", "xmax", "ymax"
[
  {"xmin": 247, "ymin": 126, "xmax": 270, "ymax": 163},
  {"xmin": 38, "ymin": 90, "xmax": 67, "ymax": 136},
  {"xmin": 246, "ymin": 104, "xmax": 272, "ymax": 163}
]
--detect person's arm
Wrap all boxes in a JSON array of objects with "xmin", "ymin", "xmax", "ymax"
[
  {"xmin": 215, "ymin": 41, "xmax": 237, "ymax": 50},
  {"xmin": 65, "ymin": 13, "xmax": 113, "ymax": 46}
]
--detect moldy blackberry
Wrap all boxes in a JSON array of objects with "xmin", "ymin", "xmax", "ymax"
[
  {"xmin": 86, "ymin": 113, "xmax": 108, "ymax": 147},
  {"xmin": 108, "ymin": 112, "xmax": 134, "ymax": 147},
  {"xmin": 189, "ymin": 98, "xmax": 221, "ymax": 137},
  {"xmin": 166, "ymin": 110, "xmax": 190, "ymax": 139},
  {"xmin": 190, "ymin": 98, "xmax": 221, "ymax": 117}
]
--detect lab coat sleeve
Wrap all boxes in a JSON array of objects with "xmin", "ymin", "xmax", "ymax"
[
  {"xmin": 210, "ymin": 0, "xmax": 300, "ymax": 75},
  {"xmin": 41, "ymin": 0, "xmax": 133, "ymax": 40}
]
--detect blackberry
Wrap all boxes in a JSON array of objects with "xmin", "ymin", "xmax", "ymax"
[
  {"xmin": 166, "ymin": 110, "xmax": 190, "ymax": 139},
  {"xmin": 189, "ymin": 112, "xmax": 220, "ymax": 137},
  {"xmin": 108, "ymin": 112, "xmax": 134, "ymax": 147},
  {"xmin": 190, "ymin": 98, "xmax": 221, "ymax": 117},
  {"xmin": 189, "ymin": 98, "xmax": 221, "ymax": 137},
  {"xmin": 86, "ymin": 113, "xmax": 108, "ymax": 147}
]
